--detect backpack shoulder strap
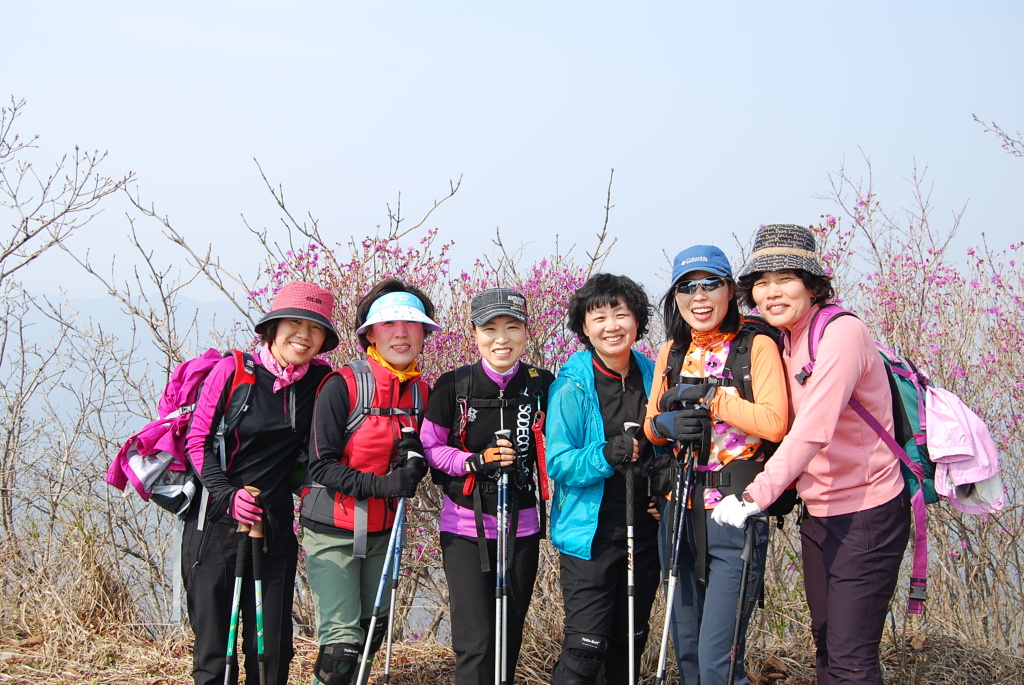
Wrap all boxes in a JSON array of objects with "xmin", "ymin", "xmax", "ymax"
[
  {"xmin": 223, "ymin": 350, "xmax": 257, "ymax": 423},
  {"xmin": 408, "ymin": 379, "xmax": 424, "ymax": 423},
  {"xmin": 345, "ymin": 359, "xmax": 376, "ymax": 435},
  {"xmin": 524, "ymin": 364, "xmax": 545, "ymax": 399},
  {"xmin": 216, "ymin": 350, "xmax": 258, "ymax": 472},
  {"xmin": 728, "ymin": 316, "xmax": 782, "ymax": 401},
  {"xmin": 722, "ymin": 328, "xmax": 756, "ymax": 401},
  {"xmin": 663, "ymin": 343, "xmax": 687, "ymax": 390},
  {"xmin": 451, "ymin": 365, "xmax": 474, "ymax": 449},
  {"xmin": 795, "ymin": 304, "xmax": 858, "ymax": 385}
]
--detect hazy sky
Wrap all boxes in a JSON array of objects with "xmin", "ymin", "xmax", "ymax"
[{"xmin": 6, "ymin": 1, "xmax": 1023, "ymax": 301}]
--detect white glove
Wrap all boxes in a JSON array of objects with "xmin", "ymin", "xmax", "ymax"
[{"xmin": 712, "ymin": 493, "xmax": 761, "ymax": 528}]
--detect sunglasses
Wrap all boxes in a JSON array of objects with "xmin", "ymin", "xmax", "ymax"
[{"xmin": 675, "ymin": 277, "xmax": 727, "ymax": 295}]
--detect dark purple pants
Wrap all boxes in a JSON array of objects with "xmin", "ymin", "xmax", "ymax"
[{"xmin": 800, "ymin": 490, "xmax": 910, "ymax": 685}]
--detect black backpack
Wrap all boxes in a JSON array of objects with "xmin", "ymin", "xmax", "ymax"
[
  {"xmin": 430, "ymin": 363, "xmax": 549, "ymax": 573},
  {"xmin": 663, "ymin": 316, "xmax": 797, "ymax": 518}
]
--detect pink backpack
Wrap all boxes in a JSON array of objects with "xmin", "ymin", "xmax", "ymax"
[{"xmin": 105, "ymin": 349, "xmax": 256, "ymax": 517}]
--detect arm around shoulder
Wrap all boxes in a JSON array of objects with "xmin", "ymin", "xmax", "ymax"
[{"xmin": 712, "ymin": 333, "xmax": 788, "ymax": 442}]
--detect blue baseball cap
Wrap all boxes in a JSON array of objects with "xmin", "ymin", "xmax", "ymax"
[{"xmin": 670, "ymin": 245, "xmax": 733, "ymax": 284}]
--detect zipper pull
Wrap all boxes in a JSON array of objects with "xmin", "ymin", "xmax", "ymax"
[{"xmin": 498, "ymin": 389, "xmax": 505, "ymax": 432}]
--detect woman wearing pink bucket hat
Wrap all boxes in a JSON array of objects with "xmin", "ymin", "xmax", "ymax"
[{"xmin": 182, "ymin": 281, "xmax": 338, "ymax": 685}]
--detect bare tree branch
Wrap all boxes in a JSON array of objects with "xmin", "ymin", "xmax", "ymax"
[
  {"xmin": 584, "ymin": 168, "xmax": 617, "ymax": 276},
  {"xmin": 973, "ymin": 114, "xmax": 1024, "ymax": 158},
  {"xmin": 0, "ymin": 97, "xmax": 134, "ymax": 288}
]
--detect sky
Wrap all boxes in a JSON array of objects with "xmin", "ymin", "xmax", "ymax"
[{"xmin": 5, "ymin": 1, "xmax": 1023, "ymax": 304}]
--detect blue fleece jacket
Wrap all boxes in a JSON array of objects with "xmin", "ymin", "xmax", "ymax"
[{"xmin": 545, "ymin": 349, "xmax": 656, "ymax": 560}]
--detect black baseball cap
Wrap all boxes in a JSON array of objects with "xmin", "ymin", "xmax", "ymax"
[{"xmin": 469, "ymin": 288, "xmax": 528, "ymax": 326}]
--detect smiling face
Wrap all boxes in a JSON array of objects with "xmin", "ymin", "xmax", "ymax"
[
  {"xmin": 674, "ymin": 269, "xmax": 735, "ymax": 334},
  {"xmin": 582, "ymin": 300, "xmax": 638, "ymax": 371},
  {"xmin": 750, "ymin": 269, "xmax": 815, "ymax": 331},
  {"xmin": 365, "ymin": 319, "xmax": 426, "ymax": 370},
  {"xmin": 474, "ymin": 315, "xmax": 527, "ymax": 374},
  {"xmin": 270, "ymin": 318, "xmax": 327, "ymax": 367}
]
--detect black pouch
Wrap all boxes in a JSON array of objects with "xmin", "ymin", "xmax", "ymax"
[
  {"xmin": 717, "ymin": 458, "xmax": 798, "ymax": 517},
  {"xmin": 645, "ymin": 450, "xmax": 677, "ymax": 498}
]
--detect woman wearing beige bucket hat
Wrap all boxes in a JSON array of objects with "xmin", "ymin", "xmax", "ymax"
[
  {"xmin": 714, "ymin": 225, "xmax": 910, "ymax": 685},
  {"xmin": 301, "ymin": 278, "xmax": 439, "ymax": 685},
  {"xmin": 183, "ymin": 281, "xmax": 338, "ymax": 685}
]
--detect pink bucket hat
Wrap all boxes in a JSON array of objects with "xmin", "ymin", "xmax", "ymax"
[{"xmin": 255, "ymin": 281, "xmax": 340, "ymax": 353}]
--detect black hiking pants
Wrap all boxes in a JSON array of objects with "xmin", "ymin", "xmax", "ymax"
[
  {"xmin": 182, "ymin": 513, "xmax": 298, "ymax": 685},
  {"xmin": 552, "ymin": 535, "xmax": 661, "ymax": 685},
  {"xmin": 441, "ymin": 531, "xmax": 540, "ymax": 685}
]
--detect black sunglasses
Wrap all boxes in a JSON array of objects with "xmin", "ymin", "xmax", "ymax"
[{"xmin": 675, "ymin": 277, "xmax": 726, "ymax": 295}]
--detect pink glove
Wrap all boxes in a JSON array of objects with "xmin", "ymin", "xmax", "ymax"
[{"xmin": 228, "ymin": 488, "xmax": 262, "ymax": 525}]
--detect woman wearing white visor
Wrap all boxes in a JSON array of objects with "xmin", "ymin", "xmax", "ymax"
[{"xmin": 301, "ymin": 279, "xmax": 440, "ymax": 685}]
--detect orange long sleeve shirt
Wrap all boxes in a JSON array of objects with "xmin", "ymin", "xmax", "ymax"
[{"xmin": 644, "ymin": 329, "xmax": 789, "ymax": 510}]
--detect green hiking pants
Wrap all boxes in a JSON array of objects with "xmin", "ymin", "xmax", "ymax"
[{"xmin": 303, "ymin": 528, "xmax": 393, "ymax": 648}]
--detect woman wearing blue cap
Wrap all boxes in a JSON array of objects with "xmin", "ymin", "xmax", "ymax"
[
  {"xmin": 300, "ymin": 278, "xmax": 440, "ymax": 685},
  {"xmin": 643, "ymin": 245, "xmax": 788, "ymax": 684}
]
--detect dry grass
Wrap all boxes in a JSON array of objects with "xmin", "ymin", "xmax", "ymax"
[
  {"xmin": 4, "ymin": 499, "xmax": 1023, "ymax": 684},
  {"xmin": 2, "ymin": 629, "xmax": 1023, "ymax": 684}
]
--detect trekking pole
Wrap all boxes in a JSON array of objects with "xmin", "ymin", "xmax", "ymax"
[
  {"xmin": 493, "ymin": 427, "xmax": 512, "ymax": 685},
  {"xmin": 224, "ymin": 526, "xmax": 250, "ymax": 685},
  {"xmin": 654, "ymin": 444, "xmax": 696, "ymax": 685},
  {"xmin": 728, "ymin": 514, "xmax": 764, "ymax": 685},
  {"xmin": 383, "ymin": 427, "xmax": 421, "ymax": 684},
  {"xmin": 357, "ymin": 437, "xmax": 422, "ymax": 685},
  {"xmin": 622, "ymin": 421, "xmax": 640, "ymax": 685},
  {"xmin": 224, "ymin": 485, "xmax": 261, "ymax": 685},
  {"xmin": 247, "ymin": 486, "xmax": 267, "ymax": 685}
]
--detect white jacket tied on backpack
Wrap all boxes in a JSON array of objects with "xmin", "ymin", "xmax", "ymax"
[{"xmin": 926, "ymin": 386, "xmax": 1005, "ymax": 515}]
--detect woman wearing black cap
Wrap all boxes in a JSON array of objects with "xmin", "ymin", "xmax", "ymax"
[
  {"xmin": 183, "ymin": 281, "xmax": 339, "ymax": 685},
  {"xmin": 422, "ymin": 287, "xmax": 554, "ymax": 685}
]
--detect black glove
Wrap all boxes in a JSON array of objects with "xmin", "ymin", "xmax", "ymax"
[
  {"xmin": 465, "ymin": 441, "xmax": 504, "ymax": 479},
  {"xmin": 659, "ymin": 383, "xmax": 715, "ymax": 412},
  {"xmin": 397, "ymin": 435, "xmax": 426, "ymax": 467},
  {"xmin": 369, "ymin": 463, "xmax": 425, "ymax": 499},
  {"xmin": 650, "ymin": 407, "xmax": 709, "ymax": 444},
  {"xmin": 602, "ymin": 434, "xmax": 635, "ymax": 467}
]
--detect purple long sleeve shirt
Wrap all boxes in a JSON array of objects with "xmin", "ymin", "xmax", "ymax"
[{"xmin": 422, "ymin": 360, "xmax": 541, "ymax": 538}]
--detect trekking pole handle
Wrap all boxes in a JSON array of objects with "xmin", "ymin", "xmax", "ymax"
[
  {"xmin": 401, "ymin": 426, "xmax": 425, "ymax": 465},
  {"xmin": 623, "ymin": 422, "xmax": 640, "ymax": 463},
  {"xmin": 236, "ymin": 486, "xmax": 264, "ymax": 539},
  {"xmin": 493, "ymin": 429, "xmax": 512, "ymax": 472}
]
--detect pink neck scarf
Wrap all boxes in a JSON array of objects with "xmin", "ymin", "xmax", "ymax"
[{"xmin": 259, "ymin": 344, "xmax": 311, "ymax": 393}]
